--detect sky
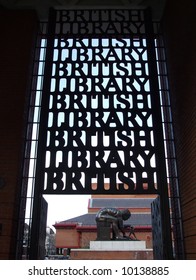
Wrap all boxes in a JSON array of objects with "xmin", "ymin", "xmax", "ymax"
[{"xmin": 43, "ymin": 194, "xmax": 91, "ymax": 229}]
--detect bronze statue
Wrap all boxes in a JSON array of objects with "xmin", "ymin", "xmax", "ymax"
[
  {"xmin": 95, "ymin": 207, "xmax": 131, "ymax": 240},
  {"xmin": 124, "ymin": 225, "xmax": 139, "ymax": 240}
]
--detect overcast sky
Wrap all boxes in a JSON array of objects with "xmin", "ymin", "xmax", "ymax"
[{"xmin": 43, "ymin": 194, "xmax": 91, "ymax": 229}]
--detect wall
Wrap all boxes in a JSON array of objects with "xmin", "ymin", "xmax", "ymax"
[
  {"xmin": 163, "ymin": 0, "xmax": 196, "ymax": 259},
  {"xmin": 55, "ymin": 226, "xmax": 152, "ymax": 251},
  {"xmin": 80, "ymin": 231, "xmax": 97, "ymax": 248},
  {"xmin": 55, "ymin": 228, "xmax": 79, "ymax": 248},
  {"xmin": 0, "ymin": 10, "xmax": 38, "ymax": 259},
  {"xmin": 71, "ymin": 250, "xmax": 153, "ymax": 260}
]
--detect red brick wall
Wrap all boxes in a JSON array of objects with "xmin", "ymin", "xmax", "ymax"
[
  {"xmin": 55, "ymin": 227, "xmax": 152, "ymax": 250},
  {"xmin": 71, "ymin": 250, "xmax": 153, "ymax": 260},
  {"xmin": 163, "ymin": 0, "xmax": 196, "ymax": 259},
  {"xmin": 0, "ymin": 10, "xmax": 38, "ymax": 259},
  {"xmin": 56, "ymin": 228, "xmax": 79, "ymax": 248},
  {"xmin": 80, "ymin": 232, "xmax": 97, "ymax": 248}
]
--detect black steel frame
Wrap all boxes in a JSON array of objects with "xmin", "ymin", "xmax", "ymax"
[{"xmin": 17, "ymin": 8, "xmax": 183, "ymax": 259}]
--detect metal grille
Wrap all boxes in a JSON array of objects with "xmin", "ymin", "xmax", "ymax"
[
  {"xmin": 151, "ymin": 196, "xmax": 163, "ymax": 259},
  {"xmin": 16, "ymin": 22, "xmax": 48, "ymax": 259},
  {"xmin": 34, "ymin": 9, "xmax": 167, "ymax": 195},
  {"xmin": 154, "ymin": 28, "xmax": 185, "ymax": 259},
  {"xmin": 18, "ymin": 8, "xmax": 181, "ymax": 259}
]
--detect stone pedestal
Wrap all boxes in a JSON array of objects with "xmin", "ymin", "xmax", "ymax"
[
  {"xmin": 70, "ymin": 240, "xmax": 153, "ymax": 260},
  {"xmin": 90, "ymin": 240, "xmax": 146, "ymax": 251},
  {"xmin": 71, "ymin": 249, "xmax": 153, "ymax": 260}
]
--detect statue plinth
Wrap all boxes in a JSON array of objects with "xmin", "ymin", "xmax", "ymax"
[{"xmin": 90, "ymin": 240, "xmax": 146, "ymax": 251}]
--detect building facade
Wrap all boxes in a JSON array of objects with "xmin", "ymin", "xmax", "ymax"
[{"xmin": 54, "ymin": 194, "xmax": 155, "ymax": 253}]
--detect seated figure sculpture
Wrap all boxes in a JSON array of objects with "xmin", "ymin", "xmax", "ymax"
[{"xmin": 95, "ymin": 207, "xmax": 131, "ymax": 240}]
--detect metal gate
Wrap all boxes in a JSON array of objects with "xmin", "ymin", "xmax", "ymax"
[{"xmin": 28, "ymin": 8, "xmax": 173, "ymax": 259}]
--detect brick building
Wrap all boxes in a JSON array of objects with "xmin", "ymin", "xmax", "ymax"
[
  {"xmin": 0, "ymin": 0, "xmax": 195, "ymax": 259},
  {"xmin": 54, "ymin": 194, "xmax": 155, "ymax": 254}
]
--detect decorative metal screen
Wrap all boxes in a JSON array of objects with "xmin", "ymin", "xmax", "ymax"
[
  {"xmin": 35, "ymin": 8, "xmax": 167, "ymax": 194},
  {"xmin": 151, "ymin": 196, "xmax": 164, "ymax": 259}
]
